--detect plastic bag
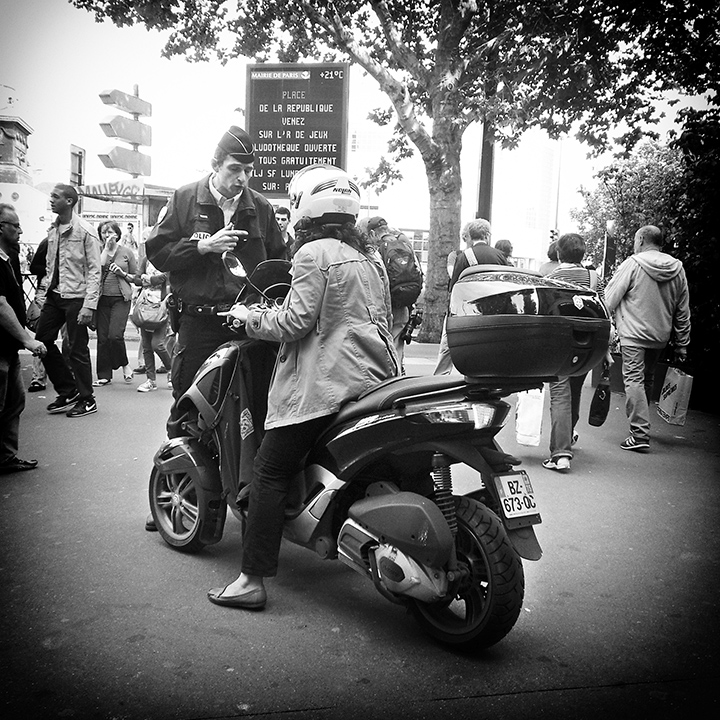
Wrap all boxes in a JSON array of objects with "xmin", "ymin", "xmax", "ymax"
[
  {"xmin": 515, "ymin": 387, "xmax": 545, "ymax": 446},
  {"xmin": 657, "ymin": 366, "xmax": 693, "ymax": 426}
]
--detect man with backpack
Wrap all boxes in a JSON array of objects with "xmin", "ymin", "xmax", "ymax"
[{"xmin": 366, "ymin": 217, "xmax": 424, "ymax": 369}]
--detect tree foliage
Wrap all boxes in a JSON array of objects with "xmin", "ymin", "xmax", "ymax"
[
  {"xmin": 73, "ymin": 1, "xmax": 719, "ymax": 143},
  {"xmin": 72, "ymin": 0, "xmax": 720, "ymax": 340},
  {"xmin": 670, "ymin": 107, "xmax": 720, "ymax": 412},
  {"xmin": 573, "ymin": 110, "xmax": 720, "ymax": 412},
  {"xmin": 571, "ymin": 142, "xmax": 684, "ymax": 268}
]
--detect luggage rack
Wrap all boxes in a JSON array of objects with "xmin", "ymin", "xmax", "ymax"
[{"xmin": 463, "ymin": 376, "xmax": 557, "ymax": 399}]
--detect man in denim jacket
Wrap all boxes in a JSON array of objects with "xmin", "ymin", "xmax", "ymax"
[{"xmin": 36, "ymin": 184, "xmax": 101, "ymax": 418}]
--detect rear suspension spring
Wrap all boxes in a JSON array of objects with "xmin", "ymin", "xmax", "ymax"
[{"xmin": 431, "ymin": 453, "xmax": 457, "ymax": 536}]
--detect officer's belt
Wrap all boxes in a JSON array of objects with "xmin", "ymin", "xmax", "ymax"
[{"xmin": 180, "ymin": 302, "xmax": 233, "ymax": 316}]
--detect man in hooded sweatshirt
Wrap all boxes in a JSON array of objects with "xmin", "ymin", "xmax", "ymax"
[{"xmin": 604, "ymin": 225, "xmax": 690, "ymax": 452}]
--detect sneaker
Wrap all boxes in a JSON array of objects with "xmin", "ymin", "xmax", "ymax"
[
  {"xmin": 156, "ymin": 366, "xmax": 167, "ymax": 374},
  {"xmin": 66, "ymin": 398, "xmax": 98, "ymax": 418},
  {"xmin": 167, "ymin": 379, "xmax": 173, "ymax": 390},
  {"xmin": 28, "ymin": 380, "xmax": 46, "ymax": 392},
  {"xmin": 47, "ymin": 392, "xmax": 80, "ymax": 414},
  {"xmin": 137, "ymin": 380, "xmax": 158, "ymax": 393},
  {"xmin": 620, "ymin": 436, "xmax": 650, "ymax": 452},
  {"xmin": 542, "ymin": 456, "xmax": 571, "ymax": 472},
  {"xmin": 133, "ymin": 366, "xmax": 147, "ymax": 374}
]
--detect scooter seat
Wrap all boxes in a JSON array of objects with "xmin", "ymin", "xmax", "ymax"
[{"xmin": 332, "ymin": 375, "xmax": 467, "ymax": 426}]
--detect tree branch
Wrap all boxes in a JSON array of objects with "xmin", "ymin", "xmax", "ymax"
[
  {"xmin": 369, "ymin": 0, "xmax": 429, "ymax": 86},
  {"xmin": 299, "ymin": 0, "xmax": 438, "ymax": 162}
]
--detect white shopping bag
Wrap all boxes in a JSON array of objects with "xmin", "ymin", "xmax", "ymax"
[
  {"xmin": 657, "ymin": 366, "xmax": 693, "ymax": 426},
  {"xmin": 515, "ymin": 387, "xmax": 545, "ymax": 446}
]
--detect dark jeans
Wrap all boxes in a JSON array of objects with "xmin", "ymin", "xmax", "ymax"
[
  {"xmin": 241, "ymin": 416, "xmax": 333, "ymax": 577},
  {"xmin": 0, "ymin": 353, "xmax": 24, "ymax": 463},
  {"xmin": 35, "ymin": 292, "xmax": 93, "ymax": 401},
  {"xmin": 96, "ymin": 295, "xmax": 131, "ymax": 380}
]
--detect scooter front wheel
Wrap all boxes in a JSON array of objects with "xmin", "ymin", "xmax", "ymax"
[
  {"xmin": 149, "ymin": 466, "xmax": 208, "ymax": 553},
  {"xmin": 410, "ymin": 496, "xmax": 525, "ymax": 649}
]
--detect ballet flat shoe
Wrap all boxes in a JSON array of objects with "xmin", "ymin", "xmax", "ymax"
[{"xmin": 207, "ymin": 585, "xmax": 267, "ymax": 609}]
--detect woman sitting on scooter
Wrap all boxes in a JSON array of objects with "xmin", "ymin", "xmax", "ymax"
[{"xmin": 208, "ymin": 164, "xmax": 399, "ymax": 610}]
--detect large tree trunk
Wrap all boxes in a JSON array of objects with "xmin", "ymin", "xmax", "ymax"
[{"xmin": 417, "ymin": 153, "xmax": 463, "ymax": 343}]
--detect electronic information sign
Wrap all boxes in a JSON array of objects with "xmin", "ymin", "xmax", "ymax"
[{"xmin": 246, "ymin": 63, "xmax": 349, "ymax": 197}]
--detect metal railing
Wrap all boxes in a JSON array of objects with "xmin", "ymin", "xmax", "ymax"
[{"xmin": 21, "ymin": 273, "xmax": 38, "ymax": 306}]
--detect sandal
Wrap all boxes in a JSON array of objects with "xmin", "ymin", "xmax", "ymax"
[
  {"xmin": 124, "ymin": 374, "xmax": 133, "ymax": 383},
  {"xmin": 92, "ymin": 379, "xmax": 111, "ymax": 387}
]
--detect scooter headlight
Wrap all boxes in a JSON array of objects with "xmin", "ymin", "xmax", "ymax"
[{"xmin": 408, "ymin": 401, "xmax": 497, "ymax": 429}]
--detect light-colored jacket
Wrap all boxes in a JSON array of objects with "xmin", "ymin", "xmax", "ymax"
[
  {"xmin": 246, "ymin": 236, "xmax": 399, "ymax": 429},
  {"xmin": 604, "ymin": 250, "xmax": 690, "ymax": 349},
  {"xmin": 45, "ymin": 214, "xmax": 102, "ymax": 310}
]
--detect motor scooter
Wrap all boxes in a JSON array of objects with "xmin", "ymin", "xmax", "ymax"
[{"xmin": 148, "ymin": 257, "xmax": 548, "ymax": 649}]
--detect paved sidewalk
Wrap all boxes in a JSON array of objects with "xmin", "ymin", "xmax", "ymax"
[{"xmin": 1, "ymin": 342, "xmax": 717, "ymax": 719}]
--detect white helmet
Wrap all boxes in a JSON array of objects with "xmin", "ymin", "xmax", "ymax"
[{"xmin": 288, "ymin": 164, "xmax": 361, "ymax": 228}]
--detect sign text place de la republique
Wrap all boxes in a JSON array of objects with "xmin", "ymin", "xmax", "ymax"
[{"xmin": 246, "ymin": 64, "xmax": 349, "ymax": 197}]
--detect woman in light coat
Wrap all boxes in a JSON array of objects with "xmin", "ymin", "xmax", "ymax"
[{"xmin": 207, "ymin": 165, "xmax": 398, "ymax": 610}]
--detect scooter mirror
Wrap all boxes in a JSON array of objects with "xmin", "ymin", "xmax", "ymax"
[{"xmin": 222, "ymin": 251, "xmax": 247, "ymax": 278}]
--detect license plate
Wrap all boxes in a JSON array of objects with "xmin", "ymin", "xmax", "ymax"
[{"xmin": 493, "ymin": 471, "xmax": 538, "ymax": 519}]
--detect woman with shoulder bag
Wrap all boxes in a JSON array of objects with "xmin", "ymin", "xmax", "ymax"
[
  {"xmin": 120, "ymin": 255, "xmax": 172, "ymax": 393},
  {"xmin": 93, "ymin": 222, "xmax": 137, "ymax": 386},
  {"xmin": 543, "ymin": 233, "xmax": 612, "ymax": 472}
]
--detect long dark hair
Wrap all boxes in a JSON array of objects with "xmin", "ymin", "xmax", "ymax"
[{"xmin": 292, "ymin": 220, "xmax": 372, "ymax": 257}]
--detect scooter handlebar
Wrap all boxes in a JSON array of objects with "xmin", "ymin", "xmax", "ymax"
[{"xmin": 218, "ymin": 303, "xmax": 250, "ymax": 331}]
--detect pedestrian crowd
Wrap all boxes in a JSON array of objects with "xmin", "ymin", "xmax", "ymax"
[
  {"xmin": 432, "ymin": 221, "xmax": 689, "ymax": 471},
  {"xmin": 0, "ymin": 125, "xmax": 691, "ymax": 612}
]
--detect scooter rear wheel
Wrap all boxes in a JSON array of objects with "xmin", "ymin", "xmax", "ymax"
[
  {"xmin": 410, "ymin": 496, "xmax": 525, "ymax": 649},
  {"xmin": 149, "ymin": 466, "xmax": 208, "ymax": 553}
]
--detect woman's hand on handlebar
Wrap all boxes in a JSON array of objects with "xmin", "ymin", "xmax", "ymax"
[{"xmin": 218, "ymin": 303, "xmax": 250, "ymax": 331}]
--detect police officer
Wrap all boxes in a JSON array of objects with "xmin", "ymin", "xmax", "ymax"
[
  {"xmin": 146, "ymin": 126, "xmax": 286, "ymax": 429},
  {"xmin": 143, "ymin": 126, "xmax": 286, "ymax": 531}
]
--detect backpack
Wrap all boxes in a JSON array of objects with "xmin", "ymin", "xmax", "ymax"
[{"xmin": 379, "ymin": 231, "xmax": 423, "ymax": 309}]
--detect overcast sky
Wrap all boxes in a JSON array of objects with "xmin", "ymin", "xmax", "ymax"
[
  {"xmin": 2, "ymin": 0, "xmax": 253, "ymax": 188},
  {"xmin": 2, "ymin": 0, "xmax": 708, "ymax": 248}
]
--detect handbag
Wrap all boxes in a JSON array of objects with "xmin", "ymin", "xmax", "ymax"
[
  {"xmin": 657, "ymin": 365, "xmax": 693, "ymax": 426},
  {"xmin": 515, "ymin": 386, "xmax": 545, "ymax": 446},
  {"xmin": 130, "ymin": 288, "xmax": 168, "ymax": 330},
  {"xmin": 588, "ymin": 361, "xmax": 611, "ymax": 427},
  {"xmin": 25, "ymin": 299, "xmax": 42, "ymax": 331}
]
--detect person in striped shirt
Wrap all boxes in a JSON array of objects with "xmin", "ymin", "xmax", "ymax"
[{"xmin": 543, "ymin": 233, "xmax": 606, "ymax": 472}]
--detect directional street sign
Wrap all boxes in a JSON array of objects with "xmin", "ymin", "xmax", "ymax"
[
  {"xmin": 98, "ymin": 146, "xmax": 151, "ymax": 177},
  {"xmin": 99, "ymin": 89, "xmax": 152, "ymax": 117},
  {"xmin": 98, "ymin": 88, "xmax": 152, "ymax": 177},
  {"xmin": 100, "ymin": 115, "xmax": 152, "ymax": 147}
]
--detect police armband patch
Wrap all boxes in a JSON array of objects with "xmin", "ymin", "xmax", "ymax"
[{"xmin": 190, "ymin": 232, "xmax": 211, "ymax": 241}]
